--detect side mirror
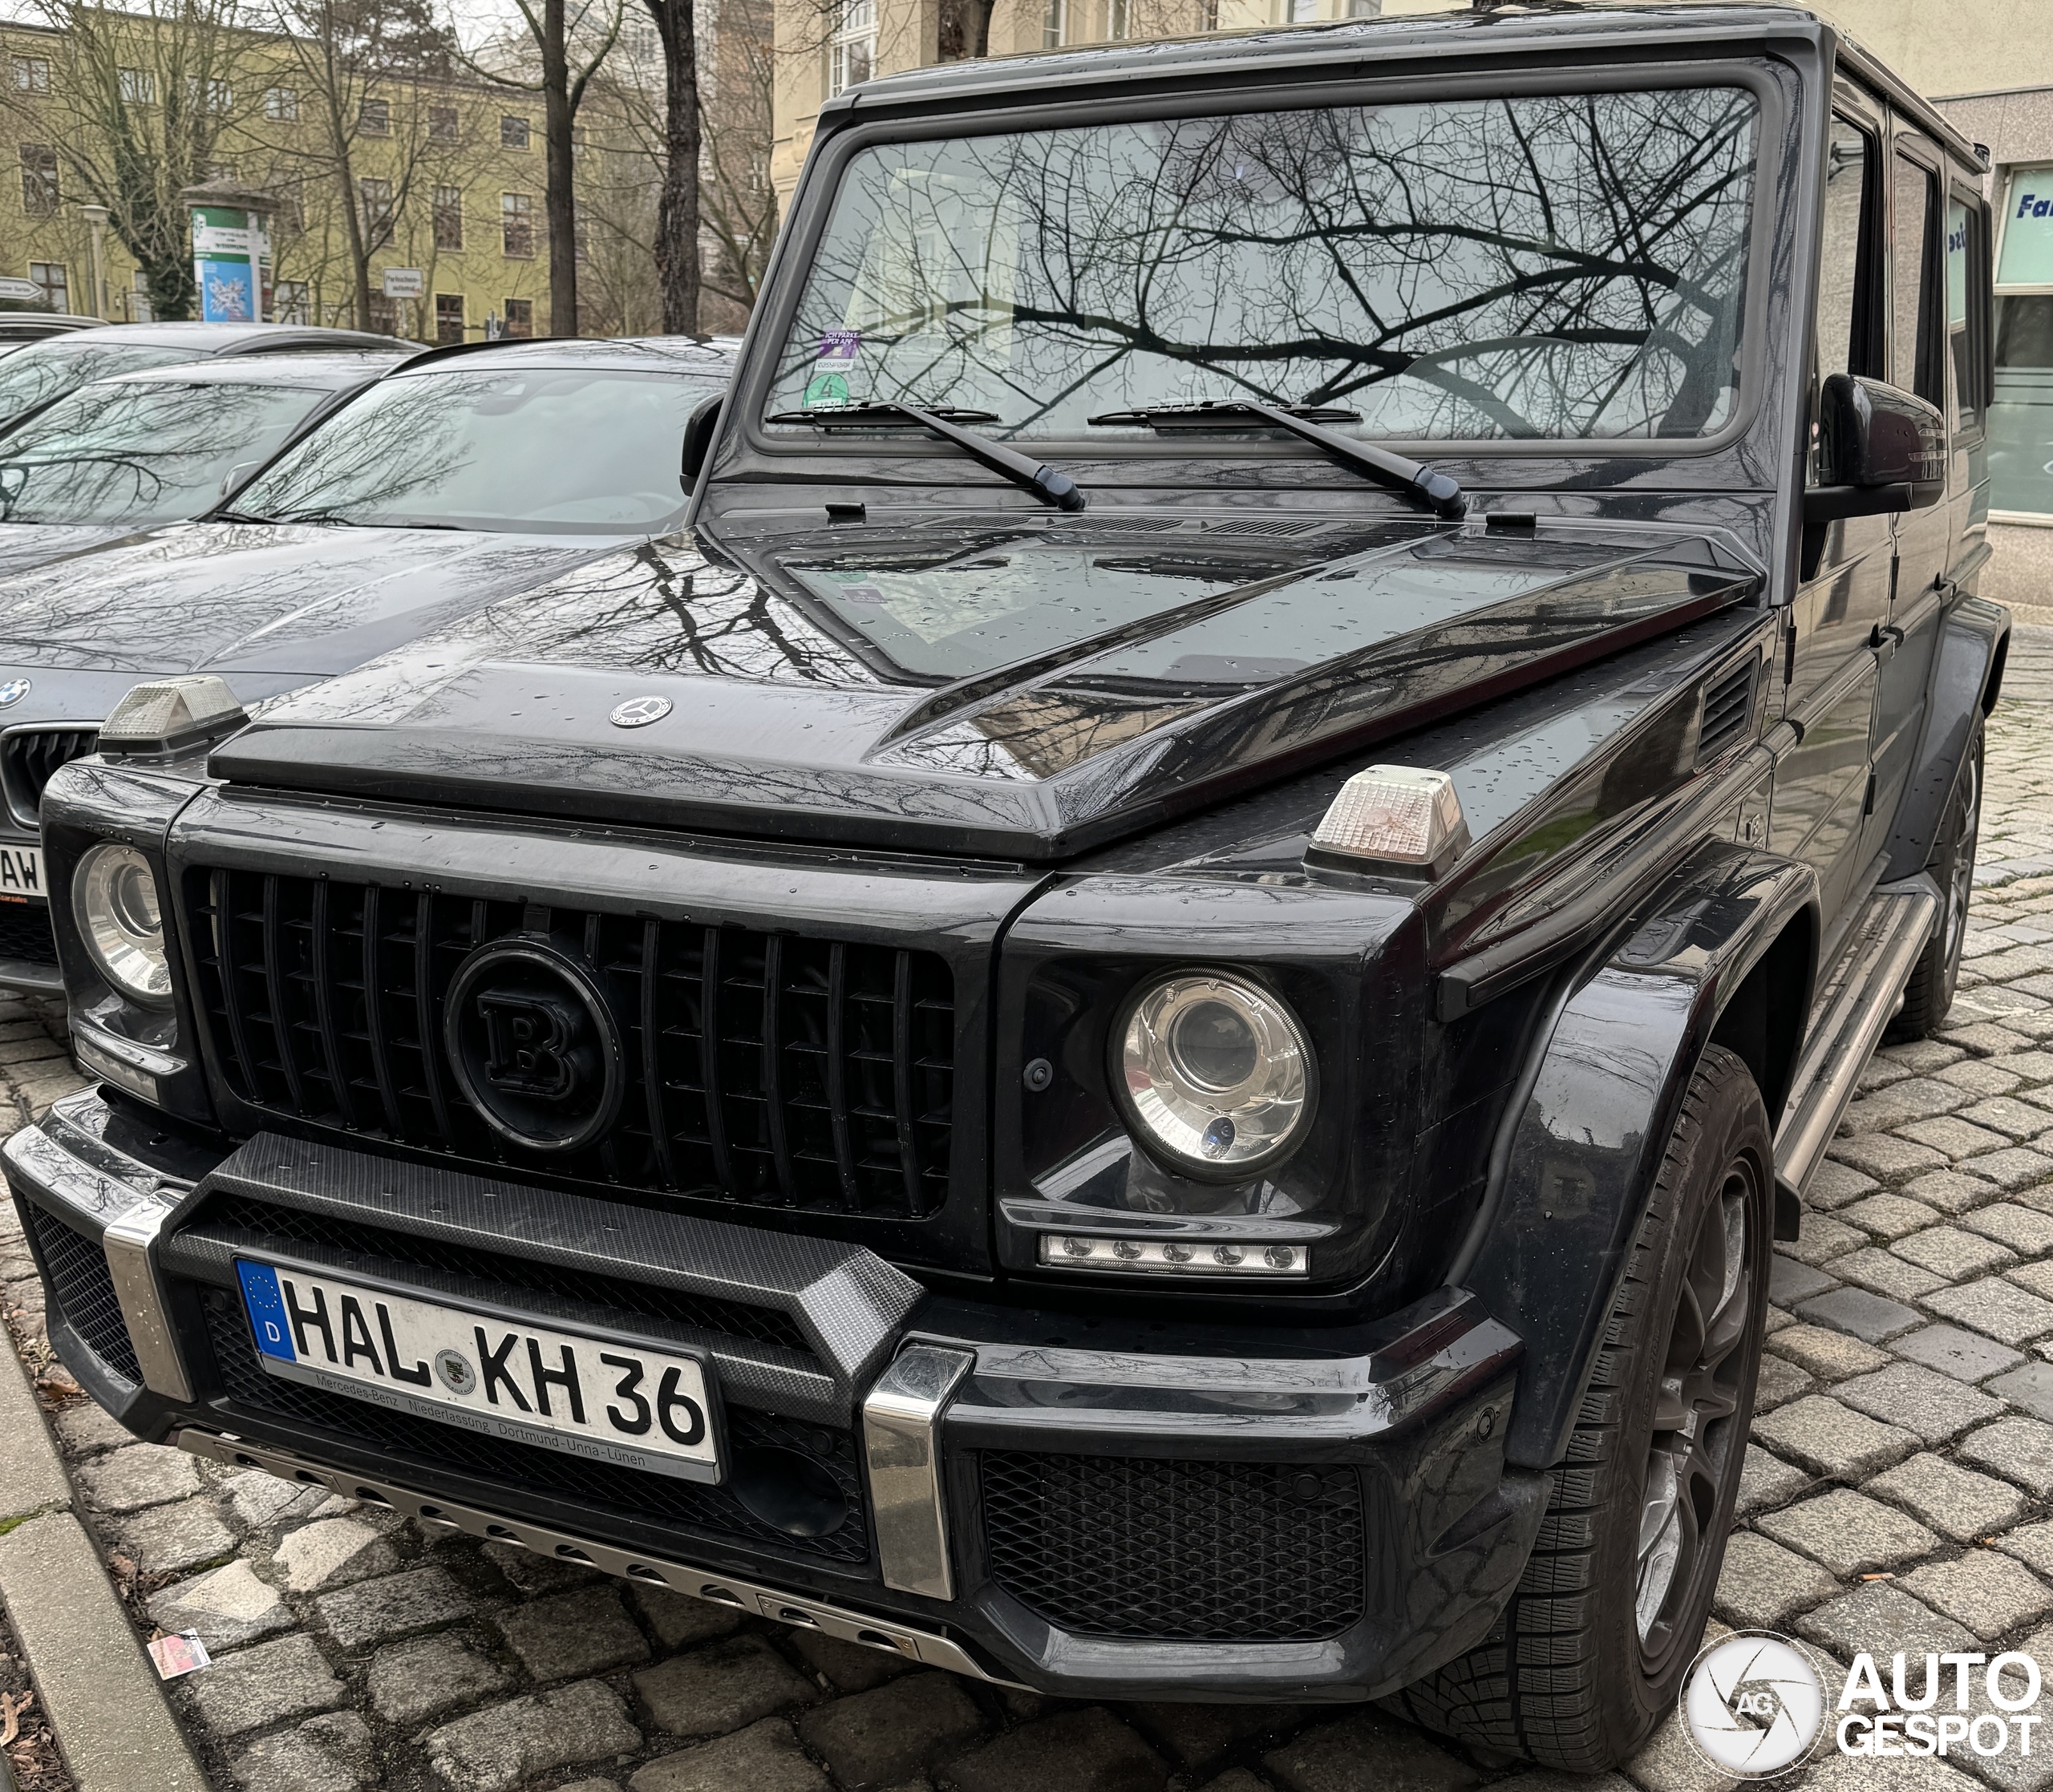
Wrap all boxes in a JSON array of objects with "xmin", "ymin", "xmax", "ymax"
[
  {"xmin": 681, "ymin": 394, "xmax": 724, "ymax": 488},
  {"xmin": 1804, "ymin": 373, "xmax": 1946, "ymax": 524}
]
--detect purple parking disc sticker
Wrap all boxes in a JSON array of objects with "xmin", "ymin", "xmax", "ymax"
[{"xmin": 817, "ymin": 330, "xmax": 861, "ymax": 362}]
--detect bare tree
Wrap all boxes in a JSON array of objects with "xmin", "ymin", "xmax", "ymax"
[
  {"xmin": 457, "ymin": 0, "xmax": 622, "ymax": 334},
  {"xmin": 1, "ymin": 0, "xmax": 257, "ymax": 318},
  {"xmin": 639, "ymin": 0, "xmax": 698, "ymax": 332},
  {"xmin": 247, "ymin": 0, "xmax": 461, "ymax": 332}
]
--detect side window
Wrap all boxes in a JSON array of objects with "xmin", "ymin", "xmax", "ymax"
[
  {"xmin": 1816, "ymin": 118, "xmax": 1877, "ymax": 380},
  {"xmin": 1892, "ymin": 150, "xmax": 1939, "ymax": 402},
  {"xmin": 1948, "ymin": 192, "xmax": 1988, "ymax": 434}
]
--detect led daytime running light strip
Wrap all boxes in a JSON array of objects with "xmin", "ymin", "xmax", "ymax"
[{"xmin": 1039, "ymin": 1234, "xmax": 1309, "ymax": 1276}]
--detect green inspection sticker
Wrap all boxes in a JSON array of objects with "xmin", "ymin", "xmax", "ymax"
[{"xmin": 804, "ymin": 372, "xmax": 851, "ymax": 406}]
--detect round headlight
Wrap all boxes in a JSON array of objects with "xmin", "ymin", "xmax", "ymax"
[
  {"xmin": 1116, "ymin": 972, "xmax": 1314, "ymax": 1179},
  {"xmin": 72, "ymin": 843, "xmax": 170, "ymax": 1006}
]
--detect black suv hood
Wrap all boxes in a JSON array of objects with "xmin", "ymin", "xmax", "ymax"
[{"xmin": 212, "ymin": 517, "xmax": 1760, "ymax": 860}]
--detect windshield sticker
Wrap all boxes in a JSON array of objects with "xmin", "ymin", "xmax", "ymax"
[
  {"xmin": 818, "ymin": 330, "xmax": 862, "ymax": 362},
  {"xmin": 804, "ymin": 371, "xmax": 851, "ymax": 407}
]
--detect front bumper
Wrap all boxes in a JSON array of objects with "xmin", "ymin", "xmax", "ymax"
[{"xmin": 8, "ymin": 1089, "xmax": 1542, "ymax": 1701}]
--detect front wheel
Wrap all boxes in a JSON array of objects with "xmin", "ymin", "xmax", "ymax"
[
  {"xmin": 1887, "ymin": 722, "xmax": 1983, "ymax": 1042},
  {"xmin": 1391, "ymin": 1045, "xmax": 1772, "ymax": 1771}
]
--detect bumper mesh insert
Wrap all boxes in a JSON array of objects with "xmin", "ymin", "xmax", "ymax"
[
  {"xmin": 0, "ymin": 901, "xmax": 55, "ymax": 967},
  {"xmin": 200, "ymin": 1299, "xmax": 869, "ymax": 1563},
  {"xmin": 979, "ymin": 1450, "xmax": 1366, "ymax": 1642},
  {"xmin": 28, "ymin": 1204, "xmax": 141, "ymax": 1385}
]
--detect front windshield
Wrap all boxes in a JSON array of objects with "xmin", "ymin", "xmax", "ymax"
[
  {"xmin": 235, "ymin": 366, "xmax": 715, "ymax": 532},
  {"xmin": 0, "ymin": 379, "xmax": 326, "ymax": 526},
  {"xmin": 768, "ymin": 86, "xmax": 1759, "ymax": 442},
  {"xmin": 0, "ymin": 341, "xmax": 198, "ymax": 422}
]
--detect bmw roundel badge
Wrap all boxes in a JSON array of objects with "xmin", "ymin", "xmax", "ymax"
[
  {"xmin": 609, "ymin": 695, "xmax": 672, "ymax": 729},
  {"xmin": 0, "ymin": 678, "xmax": 30, "ymax": 708}
]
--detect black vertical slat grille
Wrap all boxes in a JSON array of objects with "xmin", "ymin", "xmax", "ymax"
[
  {"xmin": 1, "ymin": 726, "xmax": 99, "ymax": 822},
  {"xmin": 27, "ymin": 1205, "xmax": 142, "ymax": 1384},
  {"xmin": 180, "ymin": 870, "xmax": 956, "ymax": 1220}
]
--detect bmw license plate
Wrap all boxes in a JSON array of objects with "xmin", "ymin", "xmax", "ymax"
[
  {"xmin": 0, "ymin": 843, "xmax": 43, "ymax": 900},
  {"xmin": 234, "ymin": 1260, "xmax": 721, "ymax": 1483}
]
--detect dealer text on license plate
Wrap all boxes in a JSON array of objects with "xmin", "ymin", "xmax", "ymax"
[
  {"xmin": 235, "ymin": 1260, "xmax": 719, "ymax": 1481},
  {"xmin": 0, "ymin": 843, "xmax": 43, "ymax": 900}
]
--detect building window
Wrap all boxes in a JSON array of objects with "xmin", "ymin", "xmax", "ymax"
[
  {"xmin": 435, "ymin": 292, "xmax": 464, "ymax": 344},
  {"xmin": 433, "ymin": 184, "xmax": 463, "ymax": 250},
  {"xmin": 500, "ymin": 190, "xmax": 533, "ymax": 257},
  {"xmin": 10, "ymin": 57, "xmax": 49, "ymax": 94},
  {"xmin": 1040, "ymin": 0, "xmax": 1064, "ymax": 48},
  {"xmin": 1992, "ymin": 165, "xmax": 2053, "ymax": 517},
  {"xmin": 265, "ymin": 85, "xmax": 298, "ymax": 120},
  {"xmin": 207, "ymin": 159, "xmax": 237, "ymax": 181},
  {"xmin": 1104, "ymin": 0, "xmax": 1128, "ymax": 36},
  {"xmin": 129, "ymin": 269, "xmax": 152, "ymax": 322},
  {"xmin": 1280, "ymin": 0, "xmax": 1318, "ymax": 22},
  {"xmin": 503, "ymin": 297, "xmax": 532, "ymax": 338},
  {"xmin": 358, "ymin": 97, "xmax": 390, "ymax": 136},
  {"xmin": 18, "ymin": 144, "xmax": 57, "ymax": 216},
  {"xmin": 500, "ymin": 115, "xmax": 530, "ymax": 150},
  {"xmin": 117, "ymin": 67, "xmax": 155, "ymax": 104},
  {"xmin": 429, "ymin": 105, "xmax": 458, "ymax": 143},
  {"xmin": 368, "ymin": 293, "xmax": 400, "ymax": 335},
  {"xmin": 183, "ymin": 76, "xmax": 231, "ymax": 111},
  {"xmin": 273, "ymin": 278, "xmax": 309, "ymax": 323},
  {"xmin": 358, "ymin": 176, "xmax": 394, "ymax": 237},
  {"xmin": 27, "ymin": 262, "xmax": 66, "ymax": 310},
  {"xmin": 831, "ymin": 0, "xmax": 875, "ymax": 93}
]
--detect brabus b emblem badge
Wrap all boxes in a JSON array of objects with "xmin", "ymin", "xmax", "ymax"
[
  {"xmin": 0, "ymin": 678, "xmax": 30, "ymax": 708},
  {"xmin": 443, "ymin": 940, "xmax": 624, "ymax": 1153},
  {"xmin": 610, "ymin": 695, "xmax": 671, "ymax": 728}
]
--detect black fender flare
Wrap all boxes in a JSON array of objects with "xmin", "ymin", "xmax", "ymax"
[
  {"xmin": 1454, "ymin": 841, "xmax": 1820, "ymax": 1470},
  {"xmin": 1885, "ymin": 593, "xmax": 2010, "ymax": 880}
]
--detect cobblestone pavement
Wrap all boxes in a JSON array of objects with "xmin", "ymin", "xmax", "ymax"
[{"xmin": 25, "ymin": 647, "xmax": 2053, "ymax": 1791}]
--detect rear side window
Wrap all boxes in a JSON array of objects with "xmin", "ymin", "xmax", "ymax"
[
  {"xmin": 1892, "ymin": 150, "xmax": 1940, "ymax": 402},
  {"xmin": 1948, "ymin": 192, "xmax": 1990, "ymax": 432}
]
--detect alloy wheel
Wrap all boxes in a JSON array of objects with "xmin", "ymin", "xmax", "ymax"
[{"xmin": 1634, "ymin": 1162, "xmax": 1755, "ymax": 1670}]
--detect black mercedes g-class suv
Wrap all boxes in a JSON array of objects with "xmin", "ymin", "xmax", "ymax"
[{"xmin": 7, "ymin": 4, "xmax": 2006, "ymax": 1771}]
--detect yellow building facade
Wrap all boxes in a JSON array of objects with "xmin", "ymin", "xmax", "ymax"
[{"xmin": 0, "ymin": 14, "xmax": 634, "ymax": 339}]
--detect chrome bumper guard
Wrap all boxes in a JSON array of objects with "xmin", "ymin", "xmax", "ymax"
[{"xmin": 173, "ymin": 1426, "xmax": 1025, "ymax": 1689}]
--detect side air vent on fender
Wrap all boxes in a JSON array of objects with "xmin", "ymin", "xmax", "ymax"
[{"xmin": 1697, "ymin": 661, "xmax": 1757, "ymax": 765}]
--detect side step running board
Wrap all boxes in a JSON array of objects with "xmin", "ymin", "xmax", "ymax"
[{"xmin": 1772, "ymin": 872, "xmax": 1941, "ymax": 1232}]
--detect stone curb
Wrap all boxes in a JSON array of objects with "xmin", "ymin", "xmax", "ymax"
[{"xmin": 0, "ymin": 1336, "xmax": 206, "ymax": 1792}]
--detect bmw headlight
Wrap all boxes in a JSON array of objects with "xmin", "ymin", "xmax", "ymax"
[
  {"xmin": 73, "ymin": 843, "xmax": 171, "ymax": 1007},
  {"xmin": 1116, "ymin": 972, "xmax": 1314, "ymax": 1179}
]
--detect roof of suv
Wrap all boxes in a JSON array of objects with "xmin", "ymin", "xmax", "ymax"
[{"xmin": 836, "ymin": 3, "xmax": 1978, "ymax": 170}]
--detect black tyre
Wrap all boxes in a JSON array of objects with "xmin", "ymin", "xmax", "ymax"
[
  {"xmin": 1887, "ymin": 722, "xmax": 1983, "ymax": 1043},
  {"xmin": 1391, "ymin": 1045, "xmax": 1772, "ymax": 1771}
]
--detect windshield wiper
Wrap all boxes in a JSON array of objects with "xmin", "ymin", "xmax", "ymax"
[
  {"xmin": 212, "ymin": 508, "xmax": 281, "ymax": 524},
  {"xmin": 1088, "ymin": 400, "xmax": 1467, "ymax": 520},
  {"xmin": 767, "ymin": 401, "xmax": 1086, "ymax": 513}
]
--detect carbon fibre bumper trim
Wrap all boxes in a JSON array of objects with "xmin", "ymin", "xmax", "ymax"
[{"xmin": 170, "ymin": 1425, "xmax": 1027, "ymax": 1689}]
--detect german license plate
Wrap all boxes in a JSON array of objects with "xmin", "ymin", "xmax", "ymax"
[
  {"xmin": 0, "ymin": 843, "xmax": 43, "ymax": 900},
  {"xmin": 234, "ymin": 1260, "xmax": 721, "ymax": 1483}
]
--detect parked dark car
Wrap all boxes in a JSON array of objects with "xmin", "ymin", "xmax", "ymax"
[
  {"xmin": 0, "ymin": 333, "xmax": 734, "ymax": 989},
  {"xmin": 0, "ymin": 350, "xmax": 410, "ymax": 579},
  {"xmin": 0, "ymin": 314, "xmax": 104, "ymax": 349},
  {"xmin": 5, "ymin": 8, "xmax": 2004, "ymax": 1773},
  {"xmin": 0, "ymin": 322, "xmax": 409, "ymax": 433}
]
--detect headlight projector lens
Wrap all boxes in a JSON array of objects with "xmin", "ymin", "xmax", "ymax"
[
  {"xmin": 73, "ymin": 843, "xmax": 171, "ymax": 1005},
  {"xmin": 1117, "ymin": 973, "xmax": 1314, "ymax": 1178}
]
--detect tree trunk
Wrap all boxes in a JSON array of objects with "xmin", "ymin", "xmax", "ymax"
[
  {"xmin": 648, "ymin": 0, "xmax": 699, "ymax": 334},
  {"xmin": 542, "ymin": 0, "xmax": 578, "ymax": 336}
]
